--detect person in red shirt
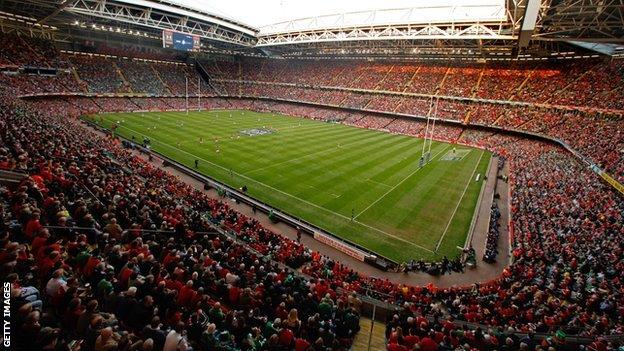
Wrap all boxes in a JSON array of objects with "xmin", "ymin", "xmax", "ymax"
[
  {"xmin": 24, "ymin": 212, "xmax": 43, "ymax": 240},
  {"xmin": 387, "ymin": 342, "xmax": 408, "ymax": 351},
  {"xmin": 228, "ymin": 284, "xmax": 240, "ymax": 305},
  {"xmin": 118, "ymin": 262, "xmax": 136, "ymax": 289},
  {"xmin": 294, "ymin": 337, "xmax": 310, "ymax": 351},
  {"xmin": 31, "ymin": 229, "xmax": 50, "ymax": 256},
  {"xmin": 278, "ymin": 322, "xmax": 294, "ymax": 348},
  {"xmin": 419, "ymin": 331, "xmax": 438, "ymax": 351},
  {"xmin": 83, "ymin": 254, "xmax": 101, "ymax": 278},
  {"xmin": 404, "ymin": 333, "xmax": 420, "ymax": 349},
  {"xmin": 178, "ymin": 280, "xmax": 197, "ymax": 307}
]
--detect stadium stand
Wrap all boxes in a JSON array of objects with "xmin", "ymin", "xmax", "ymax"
[
  {"xmin": 0, "ymin": 94, "xmax": 361, "ymax": 351},
  {"xmin": 1, "ymin": 31, "xmax": 624, "ymax": 351}
]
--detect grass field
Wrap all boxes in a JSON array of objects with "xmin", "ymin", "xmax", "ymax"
[{"xmin": 88, "ymin": 110, "xmax": 491, "ymax": 263}]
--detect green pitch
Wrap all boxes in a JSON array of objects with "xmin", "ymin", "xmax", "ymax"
[{"xmin": 89, "ymin": 110, "xmax": 491, "ymax": 263}]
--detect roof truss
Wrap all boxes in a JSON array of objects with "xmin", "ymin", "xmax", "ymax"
[{"xmin": 63, "ymin": 0, "xmax": 257, "ymax": 46}]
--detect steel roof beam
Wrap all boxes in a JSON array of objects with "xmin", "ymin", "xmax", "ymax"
[{"xmin": 63, "ymin": 0, "xmax": 256, "ymax": 46}]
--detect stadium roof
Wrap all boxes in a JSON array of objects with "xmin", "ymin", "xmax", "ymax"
[
  {"xmin": 167, "ymin": 0, "xmax": 507, "ymax": 32},
  {"xmin": 0, "ymin": 0, "xmax": 622, "ymax": 59}
]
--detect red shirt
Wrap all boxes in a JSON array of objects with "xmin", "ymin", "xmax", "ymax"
[
  {"xmin": 83, "ymin": 257, "xmax": 100, "ymax": 277},
  {"xmin": 420, "ymin": 337, "xmax": 438, "ymax": 351},
  {"xmin": 118, "ymin": 267, "xmax": 134, "ymax": 288},
  {"xmin": 387, "ymin": 343, "xmax": 408, "ymax": 351},
  {"xmin": 25, "ymin": 219, "xmax": 42, "ymax": 239},
  {"xmin": 278, "ymin": 328, "xmax": 294, "ymax": 346},
  {"xmin": 178, "ymin": 285, "xmax": 196, "ymax": 307},
  {"xmin": 295, "ymin": 338, "xmax": 310, "ymax": 351},
  {"xmin": 404, "ymin": 335, "xmax": 420, "ymax": 349},
  {"xmin": 228, "ymin": 286, "xmax": 240, "ymax": 304},
  {"xmin": 31, "ymin": 236, "xmax": 47, "ymax": 256}
]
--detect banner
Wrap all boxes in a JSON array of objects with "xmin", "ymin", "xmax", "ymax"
[
  {"xmin": 600, "ymin": 172, "xmax": 624, "ymax": 195},
  {"xmin": 313, "ymin": 231, "xmax": 368, "ymax": 262}
]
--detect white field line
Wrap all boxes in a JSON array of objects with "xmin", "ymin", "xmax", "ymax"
[
  {"xmin": 434, "ymin": 150, "xmax": 485, "ymax": 252},
  {"xmin": 366, "ymin": 178, "xmax": 392, "ymax": 188},
  {"xmin": 440, "ymin": 148, "xmax": 471, "ymax": 161},
  {"xmin": 353, "ymin": 144, "xmax": 451, "ymax": 219},
  {"xmin": 115, "ymin": 124, "xmax": 435, "ymax": 254}
]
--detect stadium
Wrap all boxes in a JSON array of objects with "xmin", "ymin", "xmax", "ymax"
[{"xmin": 0, "ymin": 0, "xmax": 622, "ymax": 350}]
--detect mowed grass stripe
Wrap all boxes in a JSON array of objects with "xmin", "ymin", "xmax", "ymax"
[
  {"xmin": 138, "ymin": 112, "xmax": 386, "ymax": 172},
  {"xmin": 92, "ymin": 111, "xmax": 490, "ymax": 262},
  {"xmin": 109, "ymin": 120, "xmax": 439, "ymax": 257},
  {"xmin": 435, "ymin": 150, "xmax": 485, "ymax": 252},
  {"xmin": 353, "ymin": 143, "xmax": 449, "ymax": 219},
  {"xmin": 245, "ymin": 130, "xmax": 396, "ymax": 175},
  {"xmin": 435, "ymin": 153, "xmax": 491, "ymax": 255},
  {"xmin": 245, "ymin": 129, "xmax": 393, "ymax": 175},
  {"xmin": 357, "ymin": 148, "xmax": 482, "ymax": 248},
  {"xmin": 268, "ymin": 135, "xmax": 418, "ymax": 195},
  {"xmin": 294, "ymin": 137, "xmax": 432, "ymax": 211},
  {"xmin": 124, "ymin": 112, "xmax": 358, "ymax": 170}
]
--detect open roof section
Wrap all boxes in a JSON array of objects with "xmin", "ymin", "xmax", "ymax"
[
  {"xmin": 257, "ymin": 2, "xmax": 508, "ymax": 36},
  {"xmin": 156, "ymin": 0, "xmax": 258, "ymax": 33}
]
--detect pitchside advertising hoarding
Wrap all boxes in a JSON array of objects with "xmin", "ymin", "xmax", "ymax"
[{"xmin": 162, "ymin": 29, "xmax": 200, "ymax": 52}]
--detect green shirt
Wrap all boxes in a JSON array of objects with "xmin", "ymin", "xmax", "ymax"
[{"xmin": 97, "ymin": 278, "xmax": 113, "ymax": 295}]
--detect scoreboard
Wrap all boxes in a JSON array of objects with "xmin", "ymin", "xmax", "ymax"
[{"xmin": 162, "ymin": 29, "xmax": 200, "ymax": 52}]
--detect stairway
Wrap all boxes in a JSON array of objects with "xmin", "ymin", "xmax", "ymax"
[
  {"xmin": 113, "ymin": 61, "xmax": 133, "ymax": 93},
  {"xmin": 351, "ymin": 317, "xmax": 387, "ymax": 351},
  {"xmin": 71, "ymin": 67, "xmax": 88, "ymax": 92},
  {"xmin": 151, "ymin": 64, "xmax": 172, "ymax": 94},
  {"xmin": 195, "ymin": 60, "xmax": 224, "ymax": 96}
]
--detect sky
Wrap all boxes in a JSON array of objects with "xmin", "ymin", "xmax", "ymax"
[{"xmin": 166, "ymin": 0, "xmax": 505, "ymax": 28}]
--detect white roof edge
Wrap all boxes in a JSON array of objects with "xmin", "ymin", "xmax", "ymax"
[{"xmin": 115, "ymin": 0, "xmax": 259, "ymax": 36}]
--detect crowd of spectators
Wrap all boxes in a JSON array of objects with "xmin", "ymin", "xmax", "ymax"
[
  {"xmin": 0, "ymin": 71, "xmax": 83, "ymax": 95},
  {"xmin": 115, "ymin": 60, "xmax": 167, "ymax": 95},
  {"xmin": 0, "ymin": 93, "xmax": 362, "ymax": 351},
  {"xmin": 2, "ymin": 33, "xmax": 624, "ymax": 350},
  {"xmin": 481, "ymin": 202, "xmax": 501, "ymax": 263},
  {"xmin": 68, "ymin": 55, "xmax": 129, "ymax": 93},
  {"xmin": 4, "ymin": 33, "xmax": 620, "ymax": 184},
  {"xmin": 2, "ymin": 92, "xmax": 622, "ymax": 348},
  {"xmin": 152, "ymin": 63, "xmax": 211, "ymax": 96},
  {"xmin": 0, "ymin": 33, "xmax": 70, "ymax": 68},
  {"xmin": 205, "ymin": 57, "xmax": 624, "ymax": 110}
]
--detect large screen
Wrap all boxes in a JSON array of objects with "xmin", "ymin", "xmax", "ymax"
[{"xmin": 162, "ymin": 29, "xmax": 200, "ymax": 52}]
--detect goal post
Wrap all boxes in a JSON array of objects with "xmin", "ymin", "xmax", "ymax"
[
  {"xmin": 185, "ymin": 76, "xmax": 189, "ymax": 115},
  {"xmin": 421, "ymin": 96, "xmax": 434, "ymax": 164},
  {"xmin": 427, "ymin": 97, "xmax": 439, "ymax": 161}
]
